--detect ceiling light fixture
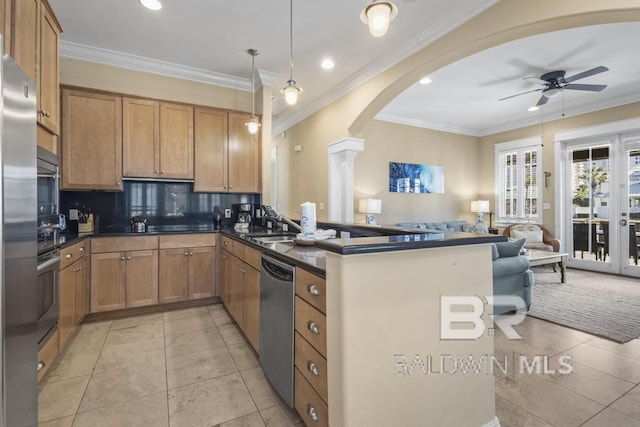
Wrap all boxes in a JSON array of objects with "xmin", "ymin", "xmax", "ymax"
[
  {"xmin": 281, "ymin": 0, "xmax": 302, "ymax": 106},
  {"xmin": 419, "ymin": 76, "xmax": 432, "ymax": 85},
  {"xmin": 245, "ymin": 49, "xmax": 261, "ymax": 135},
  {"xmin": 139, "ymin": 0, "xmax": 162, "ymax": 11},
  {"xmin": 360, "ymin": 1, "xmax": 398, "ymax": 38},
  {"xmin": 528, "ymin": 106, "xmax": 539, "ymax": 112},
  {"xmin": 543, "ymin": 87, "xmax": 562, "ymax": 98},
  {"xmin": 321, "ymin": 59, "xmax": 335, "ymax": 70}
]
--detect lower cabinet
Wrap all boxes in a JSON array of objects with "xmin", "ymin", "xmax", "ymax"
[
  {"xmin": 90, "ymin": 236, "xmax": 159, "ymax": 313},
  {"xmin": 219, "ymin": 237, "xmax": 260, "ymax": 352},
  {"xmin": 158, "ymin": 234, "xmax": 216, "ymax": 303},
  {"xmin": 59, "ymin": 240, "xmax": 89, "ymax": 349}
]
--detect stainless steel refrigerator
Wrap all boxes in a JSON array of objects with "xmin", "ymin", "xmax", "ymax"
[{"xmin": 0, "ymin": 51, "xmax": 38, "ymax": 426}]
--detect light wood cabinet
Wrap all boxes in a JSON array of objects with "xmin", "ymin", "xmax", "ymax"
[
  {"xmin": 123, "ymin": 97, "xmax": 160, "ymax": 178},
  {"xmin": 243, "ymin": 264, "xmax": 260, "ymax": 350},
  {"xmin": 194, "ymin": 109, "xmax": 260, "ymax": 193},
  {"xmin": 159, "ymin": 102, "xmax": 193, "ymax": 179},
  {"xmin": 37, "ymin": 329, "xmax": 58, "ymax": 383},
  {"xmin": 90, "ymin": 236, "xmax": 159, "ymax": 312},
  {"xmin": 227, "ymin": 255, "xmax": 245, "ymax": 325},
  {"xmin": 73, "ymin": 256, "xmax": 88, "ymax": 326},
  {"xmin": 189, "ymin": 246, "xmax": 215, "ymax": 299},
  {"xmin": 1, "ymin": 0, "xmax": 12, "ymax": 54},
  {"xmin": 61, "ymin": 89, "xmax": 123, "ymax": 190},
  {"xmin": 11, "ymin": 0, "xmax": 61, "ymax": 136},
  {"xmin": 59, "ymin": 254, "xmax": 88, "ymax": 349},
  {"xmin": 158, "ymin": 248, "xmax": 189, "ymax": 303},
  {"xmin": 219, "ymin": 249, "xmax": 230, "ymax": 303}
]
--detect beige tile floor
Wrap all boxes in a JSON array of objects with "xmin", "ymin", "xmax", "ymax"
[{"xmin": 38, "ymin": 302, "xmax": 640, "ymax": 426}]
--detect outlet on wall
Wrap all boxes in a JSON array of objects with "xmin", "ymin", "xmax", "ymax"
[
  {"xmin": 69, "ymin": 209, "xmax": 79, "ymax": 220},
  {"xmin": 224, "ymin": 209, "xmax": 232, "ymax": 218}
]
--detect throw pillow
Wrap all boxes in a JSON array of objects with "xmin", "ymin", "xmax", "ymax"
[
  {"xmin": 491, "ymin": 244, "xmax": 499, "ymax": 260},
  {"xmin": 511, "ymin": 228, "xmax": 543, "ymax": 243},
  {"xmin": 495, "ymin": 238, "xmax": 526, "ymax": 258},
  {"xmin": 463, "ymin": 223, "xmax": 488, "ymax": 234}
]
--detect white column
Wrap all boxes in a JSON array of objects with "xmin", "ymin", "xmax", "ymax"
[{"xmin": 328, "ymin": 138, "xmax": 365, "ymax": 222}]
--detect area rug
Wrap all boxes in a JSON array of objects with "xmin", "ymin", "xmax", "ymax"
[{"xmin": 526, "ymin": 267, "xmax": 640, "ymax": 343}]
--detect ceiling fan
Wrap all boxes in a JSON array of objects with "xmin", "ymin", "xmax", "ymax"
[{"xmin": 499, "ymin": 66, "xmax": 609, "ymax": 106}]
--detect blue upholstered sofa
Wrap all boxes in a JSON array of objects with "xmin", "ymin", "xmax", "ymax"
[
  {"xmin": 396, "ymin": 220, "xmax": 488, "ymax": 234},
  {"xmin": 492, "ymin": 239, "xmax": 533, "ymax": 315}
]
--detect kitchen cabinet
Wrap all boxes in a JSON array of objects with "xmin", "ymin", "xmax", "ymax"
[
  {"xmin": 1, "ymin": 0, "xmax": 12, "ymax": 53},
  {"xmin": 219, "ymin": 236, "xmax": 261, "ymax": 351},
  {"xmin": 12, "ymin": 0, "xmax": 61, "ymax": 136},
  {"xmin": 123, "ymin": 99, "xmax": 194, "ymax": 180},
  {"xmin": 90, "ymin": 236, "xmax": 158, "ymax": 312},
  {"xmin": 61, "ymin": 89, "xmax": 123, "ymax": 190},
  {"xmin": 59, "ymin": 240, "xmax": 89, "ymax": 349},
  {"xmin": 158, "ymin": 234, "xmax": 216, "ymax": 303},
  {"xmin": 37, "ymin": 330, "xmax": 58, "ymax": 383},
  {"xmin": 194, "ymin": 108, "xmax": 260, "ymax": 193},
  {"xmin": 219, "ymin": 248, "xmax": 230, "ymax": 303}
]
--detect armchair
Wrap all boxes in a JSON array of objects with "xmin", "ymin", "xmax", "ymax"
[{"xmin": 503, "ymin": 224, "xmax": 560, "ymax": 252}]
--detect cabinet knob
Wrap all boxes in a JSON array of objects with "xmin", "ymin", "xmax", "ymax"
[
  {"xmin": 37, "ymin": 361, "xmax": 45, "ymax": 372},
  {"xmin": 78, "ymin": 247, "xmax": 84, "ymax": 252},
  {"xmin": 307, "ymin": 321, "xmax": 320, "ymax": 335},
  {"xmin": 121, "ymin": 256, "xmax": 125, "ymax": 261},
  {"xmin": 127, "ymin": 256, "xmax": 132, "ymax": 260},
  {"xmin": 307, "ymin": 284, "xmax": 320, "ymax": 296},
  {"xmin": 307, "ymin": 361, "xmax": 319, "ymax": 376},
  {"xmin": 223, "ymin": 241, "xmax": 228, "ymax": 245},
  {"xmin": 189, "ymin": 252, "xmax": 194, "ymax": 256},
  {"xmin": 185, "ymin": 252, "xmax": 189, "ymax": 256},
  {"xmin": 117, "ymin": 181, "xmax": 121, "ymax": 185},
  {"xmin": 73, "ymin": 267, "xmax": 77, "ymax": 272},
  {"xmin": 161, "ymin": 171, "xmax": 165, "ymax": 175},
  {"xmin": 154, "ymin": 170, "xmax": 159, "ymax": 174},
  {"xmin": 307, "ymin": 404, "xmax": 319, "ymax": 422},
  {"xmin": 39, "ymin": 109, "xmax": 50, "ymax": 118},
  {"xmin": 65, "ymin": 253, "xmax": 72, "ymax": 259},
  {"xmin": 228, "ymin": 185, "xmax": 233, "ymax": 189}
]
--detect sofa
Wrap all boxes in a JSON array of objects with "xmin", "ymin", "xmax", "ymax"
[
  {"xmin": 492, "ymin": 239, "xmax": 534, "ymax": 315},
  {"xmin": 396, "ymin": 220, "xmax": 488, "ymax": 234}
]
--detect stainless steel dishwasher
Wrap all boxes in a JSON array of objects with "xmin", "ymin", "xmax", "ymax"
[{"xmin": 259, "ymin": 254, "xmax": 295, "ymax": 407}]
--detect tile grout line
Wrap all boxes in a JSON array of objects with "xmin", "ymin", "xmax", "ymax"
[
  {"xmin": 495, "ymin": 387, "xmax": 557, "ymax": 427},
  {"xmin": 162, "ymin": 311, "xmax": 171, "ymax": 427}
]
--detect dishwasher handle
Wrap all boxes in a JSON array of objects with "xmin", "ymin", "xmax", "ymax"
[{"xmin": 261, "ymin": 255, "xmax": 294, "ymax": 282}]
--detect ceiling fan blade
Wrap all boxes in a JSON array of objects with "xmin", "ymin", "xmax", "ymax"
[
  {"xmin": 498, "ymin": 88, "xmax": 542, "ymax": 101},
  {"xmin": 564, "ymin": 66, "xmax": 609, "ymax": 83},
  {"xmin": 523, "ymin": 76, "xmax": 548, "ymax": 85},
  {"xmin": 563, "ymin": 83, "xmax": 607, "ymax": 92},
  {"xmin": 536, "ymin": 94, "xmax": 549, "ymax": 106}
]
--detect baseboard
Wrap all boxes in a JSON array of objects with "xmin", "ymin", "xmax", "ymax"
[
  {"xmin": 482, "ymin": 416, "xmax": 501, "ymax": 427},
  {"xmin": 83, "ymin": 297, "xmax": 220, "ymax": 322}
]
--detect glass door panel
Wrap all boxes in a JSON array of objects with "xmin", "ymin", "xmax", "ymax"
[{"xmin": 620, "ymin": 138, "xmax": 640, "ymax": 277}]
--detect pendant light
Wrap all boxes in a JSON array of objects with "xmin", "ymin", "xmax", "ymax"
[
  {"xmin": 360, "ymin": 1, "xmax": 398, "ymax": 38},
  {"xmin": 281, "ymin": 0, "xmax": 302, "ymax": 105},
  {"xmin": 245, "ymin": 49, "xmax": 261, "ymax": 135}
]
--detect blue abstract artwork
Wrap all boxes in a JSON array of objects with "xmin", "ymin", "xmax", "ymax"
[{"xmin": 389, "ymin": 162, "xmax": 445, "ymax": 194}]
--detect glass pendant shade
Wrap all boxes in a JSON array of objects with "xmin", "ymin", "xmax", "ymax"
[
  {"xmin": 246, "ymin": 116, "xmax": 260, "ymax": 134},
  {"xmin": 360, "ymin": 1, "xmax": 398, "ymax": 38},
  {"xmin": 282, "ymin": 81, "xmax": 301, "ymax": 106},
  {"xmin": 544, "ymin": 87, "xmax": 562, "ymax": 98}
]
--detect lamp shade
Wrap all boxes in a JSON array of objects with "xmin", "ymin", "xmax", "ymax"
[
  {"xmin": 359, "ymin": 198, "xmax": 382, "ymax": 214},
  {"xmin": 360, "ymin": 1, "xmax": 398, "ymax": 38},
  {"xmin": 470, "ymin": 200, "xmax": 490, "ymax": 213}
]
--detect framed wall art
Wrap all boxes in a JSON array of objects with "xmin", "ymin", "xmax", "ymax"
[{"xmin": 389, "ymin": 162, "xmax": 445, "ymax": 194}]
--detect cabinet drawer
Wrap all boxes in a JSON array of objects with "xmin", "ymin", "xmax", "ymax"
[
  {"xmin": 295, "ymin": 268, "xmax": 326, "ymax": 314},
  {"xmin": 159, "ymin": 233, "xmax": 216, "ymax": 249},
  {"xmin": 295, "ymin": 368, "xmax": 328, "ymax": 427},
  {"xmin": 37, "ymin": 329, "xmax": 59, "ymax": 383},
  {"xmin": 295, "ymin": 296, "xmax": 327, "ymax": 358},
  {"xmin": 60, "ymin": 239, "xmax": 88, "ymax": 270},
  {"xmin": 220, "ymin": 235, "xmax": 234, "ymax": 253},
  {"xmin": 231, "ymin": 239, "xmax": 245, "ymax": 259},
  {"xmin": 91, "ymin": 236, "xmax": 158, "ymax": 253},
  {"xmin": 295, "ymin": 332, "xmax": 328, "ymax": 404},
  {"xmin": 244, "ymin": 245, "xmax": 261, "ymax": 270}
]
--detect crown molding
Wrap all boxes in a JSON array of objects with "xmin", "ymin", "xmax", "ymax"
[
  {"xmin": 272, "ymin": 0, "xmax": 498, "ymax": 136},
  {"xmin": 257, "ymin": 69, "xmax": 280, "ymax": 87},
  {"xmin": 374, "ymin": 113, "xmax": 482, "ymax": 136},
  {"xmin": 60, "ymin": 41, "xmax": 254, "ymax": 91}
]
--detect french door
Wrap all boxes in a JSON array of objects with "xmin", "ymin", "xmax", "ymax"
[{"xmin": 564, "ymin": 133, "xmax": 640, "ymax": 278}]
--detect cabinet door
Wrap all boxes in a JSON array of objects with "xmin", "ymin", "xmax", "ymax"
[
  {"xmin": 189, "ymin": 246, "xmax": 215, "ymax": 300},
  {"xmin": 11, "ymin": 0, "xmax": 38, "ymax": 82},
  {"xmin": 228, "ymin": 112, "xmax": 260, "ymax": 193},
  {"xmin": 123, "ymin": 98, "xmax": 160, "ymax": 178},
  {"xmin": 228, "ymin": 255, "xmax": 245, "ymax": 327},
  {"xmin": 73, "ymin": 256, "xmax": 87, "ymax": 325},
  {"xmin": 244, "ymin": 265, "xmax": 260, "ymax": 352},
  {"xmin": 158, "ymin": 248, "xmax": 189, "ymax": 303},
  {"xmin": 62, "ymin": 90, "xmax": 123, "ymax": 190},
  {"xmin": 160, "ymin": 103, "xmax": 193, "ymax": 179},
  {"xmin": 91, "ymin": 252, "xmax": 126, "ymax": 312},
  {"xmin": 219, "ymin": 249, "xmax": 230, "ymax": 304},
  {"xmin": 38, "ymin": 1, "xmax": 60, "ymax": 134},
  {"xmin": 194, "ymin": 107, "xmax": 227, "ymax": 192},
  {"xmin": 1, "ymin": 0, "xmax": 12, "ymax": 54},
  {"xmin": 58, "ymin": 263, "xmax": 75, "ymax": 348},
  {"xmin": 125, "ymin": 250, "xmax": 159, "ymax": 308}
]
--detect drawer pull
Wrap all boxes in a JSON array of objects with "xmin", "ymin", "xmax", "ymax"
[
  {"xmin": 307, "ymin": 361, "xmax": 319, "ymax": 376},
  {"xmin": 307, "ymin": 321, "xmax": 320, "ymax": 335},
  {"xmin": 185, "ymin": 252, "xmax": 189, "ymax": 256},
  {"xmin": 37, "ymin": 361, "xmax": 45, "ymax": 371},
  {"xmin": 121, "ymin": 256, "xmax": 125, "ymax": 261},
  {"xmin": 65, "ymin": 253, "xmax": 72, "ymax": 259},
  {"xmin": 307, "ymin": 404, "xmax": 319, "ymax": 422},
  {"xmin": 78, "ymin": 247, "xmax": 84, "ymax": 252},
  {"xmin": 307, "ymin": 284, "xmax": 320, "ymax": 296},
  {"xmin": 223, "ymin": 241, "xmax": 228, "ymax": 245}
]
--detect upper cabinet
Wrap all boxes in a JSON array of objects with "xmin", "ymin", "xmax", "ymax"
[
  {"xmin": 12, "ymin": 0, "xmax": 61, "ymax": 135},
  {"xmin": 123, "ymin": 99, "xmax": 194, "ymax": 180},
  {"xmin": 1, "ymin": 0, "xmax": 12, "ymax": 54},
  {"xmin": 61, "ymin": 89, "xmax": 123, "ymax": 190},
  {"xmin": 194, "ymin": 108, "xmax": 260, "ymax": 193}
]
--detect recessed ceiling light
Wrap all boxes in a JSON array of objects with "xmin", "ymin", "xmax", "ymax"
[
  {"xmin": 140, "ymin": 0, "xmax": 162, "ymax": 11},
  {"xmin": 419, "ymin": 76, "xmax": 432, "ymax": 85},
  {"xmin": 321, "ymin": 59, "xmax": 335, "ymax": 70},
  {"xmin": 528, "ymin": 106, "xmax": 539, "ymax": 112}
]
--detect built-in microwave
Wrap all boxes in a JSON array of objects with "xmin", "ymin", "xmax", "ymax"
[{"xmin": 37, "ymin": 146, "xmax": 60, "ymax": 254}]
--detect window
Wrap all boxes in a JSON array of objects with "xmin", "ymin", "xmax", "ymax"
[{"xmin": 495, "ymin": 137, "xmax": 543, "ymax": 223}]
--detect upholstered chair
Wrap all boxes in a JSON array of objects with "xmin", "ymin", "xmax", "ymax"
[{"xmin": 502, "ymin": 224, "xmax": 560, "ymax": 252}]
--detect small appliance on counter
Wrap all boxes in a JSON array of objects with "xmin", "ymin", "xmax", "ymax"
[
  {"xmin": 131, "ymin": 216, "xmax": 148, "ymax": 233},
  {"xmin": 232, "ymin": 203, "xmax": 255, "ymax": 228},
  {"xmin": 213, "ymin": 213, "xmax": 222, "ymax": 230},
  {"xmin": 78, "ymin": 213, "xmax": 94, "ymax": 233}
]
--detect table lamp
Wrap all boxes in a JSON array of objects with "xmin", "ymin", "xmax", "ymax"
[
  {"xmin": 359, "ymin": 198, "xmax": 382, "ymax": 225},
  {"xmin": 471, "ymin": 200, "xmax": 490, "ymax": 224}
]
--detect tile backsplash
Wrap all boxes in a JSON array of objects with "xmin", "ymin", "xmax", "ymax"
[{"xmin": 61, "ymin": 181, "xmax": 261, "ymax": 232}]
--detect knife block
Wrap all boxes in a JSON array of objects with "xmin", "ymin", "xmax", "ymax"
[{"xmin": 78, "ymin": 214, "xmax": 94, "ymax": 233}]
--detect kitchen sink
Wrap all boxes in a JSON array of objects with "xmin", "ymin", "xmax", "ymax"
[{"xmin": 252, "ymin": 235, "xmax": 295, "ymax": 244}]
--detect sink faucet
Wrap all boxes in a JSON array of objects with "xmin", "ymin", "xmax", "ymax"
[{"xmin": 262, "ymin": 205, "xmax": 301, "ymax": 232}]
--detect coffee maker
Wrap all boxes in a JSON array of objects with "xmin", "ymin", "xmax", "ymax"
[{"xmin": 232, "ymin": 203, "xmax": 255, "ymax": 227}]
